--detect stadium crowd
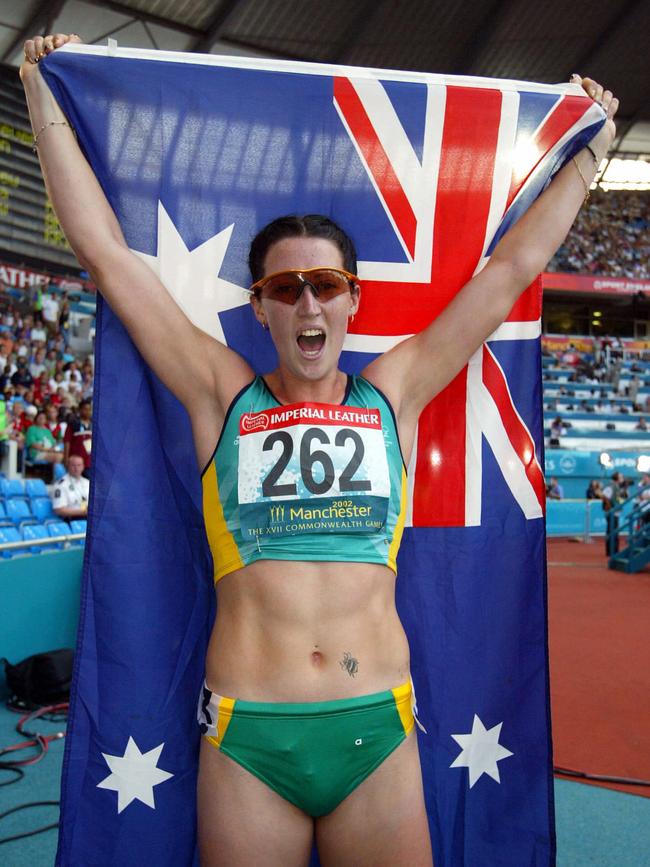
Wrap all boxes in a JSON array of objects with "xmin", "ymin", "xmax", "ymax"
[
  {"xmin": 549, "ymin": 190, "xmax": 650, "ymax": 279},
  {"xmin": 543, "ymin": 346, "xmax": 650, "ymax": 415},
  {"xmin": 0, "ymin": 284, "xmax": 93, "ymax": 485}
]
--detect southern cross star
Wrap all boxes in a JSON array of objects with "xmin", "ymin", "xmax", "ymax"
[
  {"xmin": 131, "ymin": 201, "xmax": 249, "ymax": 344},
  {"xmin": 450, "ymin": 714, "xmax": 514, "ymax": 788}
]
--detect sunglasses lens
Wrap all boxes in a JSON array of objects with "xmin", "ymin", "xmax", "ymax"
[
  {"xmin": 256, "ymin": 269, "xmax": 353, "ymax": 304},
  {"xmin": 263, "ymin": 273, "xmax": 302, "ymax": 303},
  {"xmin": 310, "ymin": 270, "xmax": 351, "ymax": 301}
]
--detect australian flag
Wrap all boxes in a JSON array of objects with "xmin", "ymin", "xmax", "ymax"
[{"xmin": 40, "ymin": 44, "xmax": 603, "ymax": 866}]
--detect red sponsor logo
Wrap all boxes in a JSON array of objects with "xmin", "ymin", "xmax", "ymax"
[{"xmin": 241, "ymin": 412, "xmax": 270, "ymax": 433}]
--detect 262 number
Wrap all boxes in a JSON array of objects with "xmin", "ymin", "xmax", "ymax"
[{"xmin": 261, "ymin": 427, "xmax": 371, "ymax": 498}]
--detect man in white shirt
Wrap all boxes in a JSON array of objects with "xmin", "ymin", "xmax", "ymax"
[
  {"xmin": 30, "ymin": 323, "xmax": 48, "ymax": 343},
  {"xmin": 52, "ymin": 454, "xmax": 89, "ymax": 520},
  {"xmin": 42, "ymin": 293, "xmax": 60, "ymax": 332}
]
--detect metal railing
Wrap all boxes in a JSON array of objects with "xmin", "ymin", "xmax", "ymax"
[
  {"xmin": 606, "ymin": 495, "xmax": 650, "ymax": 566},
  {"xmin": 0, "ymin": 533, "xmax": 85, "ymax": 554}
]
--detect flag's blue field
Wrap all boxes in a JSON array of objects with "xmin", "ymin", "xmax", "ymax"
[{"xmin": 41, "ymin": 45, "xmax": 603, "ymax": 866}]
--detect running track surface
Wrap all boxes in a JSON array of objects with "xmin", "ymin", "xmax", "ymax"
[{"xmin": 547, "ymin": 537, "xmax": 650, "ymax": 799}]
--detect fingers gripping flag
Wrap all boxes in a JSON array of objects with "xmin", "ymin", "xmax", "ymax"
[{"xmin": 41, "ymin": 45, "xmax": 603, "ymax": 866}]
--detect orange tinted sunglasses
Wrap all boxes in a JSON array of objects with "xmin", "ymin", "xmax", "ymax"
[{"xmin": 250, "ymin": 267, "xmax": 359, "ymax": 305}]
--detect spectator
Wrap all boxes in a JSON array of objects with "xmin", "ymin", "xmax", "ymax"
[
  {"xmin": 42, "ymin": 291, "xmax": 60, "ymax": 335},
  {"xmin": 50, "ymin": 334, "xmax": 66, "ymax": 355},
  {"xmin": 49, "ymin": 368, "xmax": 65, "ymax": 394},
  {"xmin": 635, "ymin": 416, "xmax": 648, "ymax": 431},
  {"xmin": 24, "ymin": 410, "xmax": 63, "ymax": 464},
  {"xmin": 80, "ymin": 369, "xmax": 93, "ymax": 400},
  {"xmin": 601, "ymin": 472, "xmax": 629, "ymax": 556},
  {"xmin": 64, "ymin": 360, "xmax": 82, "ymax": 387},
  {"xmin": 7, "ymin": 403, "xmax": 33, "ymax": 466},
  {"xmin": 52, "ymin": 454, "xmax": 89, "ymax": 521},
  {"xmin": 549, "ymin": 415, "xmax": 566, "ymax": 448},
  {"xmin": 586, "ymin": 479, "xmax": 603, "ymax": 500},
  {"xmin": 638, "ymin": 474, "xmax": 650, "ymax": 525},
  {"xmin": 33, "ymin": 372, "xmax": 51, "ymax": 405},
  {"xmin": 546, "ymin": 477, "xmax": 564, "ymax": 500},
  {"xmin": 30, "ymin": 317, "xmax": 47, "ymax": 344},
  {"xmin": 44, "ymin": 348, "xmax": 58, "ymax": 378},
  {"xmin": 58, "ymin": 299, "xmax": 70, "ymax": 346},
  {"xmin": 627, "ymin": 375, "xmax": 642, "ymax": 403},
  {"xmin": 64, "ymin": 398, "xmax": 92, "ymax": 476},
  {"xmin": 29, "ymin": 346, "xmax": 47, "ymax": 378},
  {"xmin": 11, "ymin": 358, "xmax": 33, "ymax": 389},
  {"xmin": 45, "ymin": 403, "xmax": 65, "ymax": 442},
  {"xmin": 21, "ymin": 388, "xmax": 37, "ymax": 415},
  {"xmin": 550, "ymin": 416, "xmax": 566, "ymax": 437},
  {"xmin": 0, "ymin": 363, "xmax": 13, "ymax": 393}
]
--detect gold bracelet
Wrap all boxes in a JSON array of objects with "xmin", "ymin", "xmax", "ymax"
[
  {"xmin": 572, "ymin": 157, "xmax": 592, "ymax": 204},
  {"xmin": 32, "ymin": 120, "xmax": 74, "ymax": 153}
]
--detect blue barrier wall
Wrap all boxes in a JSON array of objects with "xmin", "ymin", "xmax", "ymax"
[
  {"xmin": 544, "ymin": 449, "xmax": 648, "ymax": 497},
  {"xmin": 0, "ymin": 549, "xmax": 82, "ymax": 696},
  {"xmin": 544, "ymin": 449, "xmax": 648, "ymax": 480},
  {"xmin": 545, "ymin": 500, "xmax": 608, "ymax": 537}
]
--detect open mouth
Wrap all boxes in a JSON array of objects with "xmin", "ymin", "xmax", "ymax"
[{"xmin": 297, "ymin": 328, "xmax": 326, "ymax": 357}]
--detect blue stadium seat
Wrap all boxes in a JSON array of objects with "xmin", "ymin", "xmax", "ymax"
[
  {"xmin": 47, "ymin": 521, "xmax": 72, "ymax": 540},
  {"xmin": 31, "ymin": 497, "xmax": 55, "ymax": 523},
  {"xmin": 25, "ymin": 479, "xmax": 49, "ymax": 499},
  {"xmin": 0, "ymin": 478, "xmax": 25, "ymax": 498},
  {"xmin": 53, "ymin": 463, "xmax": 67, "ymax": 481},
  {"xmin": 0, "ymin": 525, "xmax": 21, "ymax": 557},
  {"xmin": 5, "ymin": 498, "xmax": 35, "ymax": 527},
  {"xmin": 70, "ymin": 519, "xmax": 87, "ymax": 536},
  {"xmin": 22, "ymin": 523, "xmax": 56, "ymax": 553}
]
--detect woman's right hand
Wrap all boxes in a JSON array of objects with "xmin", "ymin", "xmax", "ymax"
[{"xmin": 20, "ymin": 33, "xmax": 82, "ymax": 81}]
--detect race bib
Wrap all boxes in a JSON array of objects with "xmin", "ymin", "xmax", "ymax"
[{"xmin": 238, "ymin": 402, "xmax": 390, "ymax": 539}]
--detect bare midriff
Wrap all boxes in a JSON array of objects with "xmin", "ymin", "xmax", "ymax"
[{"xmin": 205, "ymin": 559, "xmax": 411, "ymax": 702}]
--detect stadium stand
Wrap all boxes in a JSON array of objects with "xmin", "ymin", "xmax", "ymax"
[
  {"xmin": 542, "ymin": 330, "xmax": 650, "ymax": 571},
  {"xmin": 549, "ymin": 190, "xmax": 649, "ymax": 279},
  {"xmin": 0, "ymin": 270, "xmax": 93, "ymax": 557}
]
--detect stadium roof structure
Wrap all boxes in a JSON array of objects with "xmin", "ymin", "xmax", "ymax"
[{"xmin": 1, "ymin": 0, "xmax": 649, "ymax": 183}]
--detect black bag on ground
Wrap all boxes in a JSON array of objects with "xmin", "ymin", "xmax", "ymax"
[{"xmin": 1, "ymin": 648, "xmax": 74, "ymax": 708}]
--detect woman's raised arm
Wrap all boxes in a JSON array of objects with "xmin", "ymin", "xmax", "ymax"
[
  {"xmin": 364, "ymin": 77, "xmax": 619, "ymax": 431},
  {"xmin": 20, "ymin": 35, "xmax": 253, "ymax": 442}
]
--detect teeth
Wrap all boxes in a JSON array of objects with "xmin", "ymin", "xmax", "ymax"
[{"xmin": 299, "ymin": 329, "xmax": 324, "ymax": 337}]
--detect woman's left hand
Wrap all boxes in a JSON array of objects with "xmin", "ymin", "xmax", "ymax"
[{"xmin": 571, "ymin": 74, "xmax": 619, "ymax": 161}]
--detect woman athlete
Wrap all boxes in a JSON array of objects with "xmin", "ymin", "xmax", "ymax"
[{"xmin": 22, "ymin": 34, "xmax": 618, "ymax": 867}]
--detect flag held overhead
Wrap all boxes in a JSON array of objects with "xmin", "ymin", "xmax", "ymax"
[{"xmin": 40, "ymin": 44, "xmax": 603, "ymax": 866}]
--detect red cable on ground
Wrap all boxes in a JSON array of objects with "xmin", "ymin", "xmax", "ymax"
[{"xmin": 0, "ymin": 702, "xmax": 68, "ymax": 767}]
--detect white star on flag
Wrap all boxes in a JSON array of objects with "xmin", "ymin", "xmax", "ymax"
[
  {"xmin": 450, "ymin": 714, "xmax": 514, "ymax": 788},
  {"xmin": 131, "ymin": 202, "xmax": 249, "ymax": 344},
  {"xmin": 97, "ymin": 736, "xmax": 173, "ymax": 813}
]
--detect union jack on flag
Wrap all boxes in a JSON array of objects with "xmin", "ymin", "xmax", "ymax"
[
  {"xmin": 42, "ymin": 45, "xmax": 603, "ymax": 867},
  {"xmin": 332, "ymin": 76, "xmax": 602, "ymax": 527}
]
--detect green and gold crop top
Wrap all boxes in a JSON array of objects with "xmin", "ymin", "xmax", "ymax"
[{"xmin": 201, "ymin": 375, "xmax": 407, "ymax": 583}]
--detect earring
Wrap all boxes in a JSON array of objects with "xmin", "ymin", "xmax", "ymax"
[
  {"xmin": 349, "ymin": 314, "xmax": 355, "ymax": 323},
  {"xmin": 261, "ymin": 320, "xmax": 268, "ymax": 330}
]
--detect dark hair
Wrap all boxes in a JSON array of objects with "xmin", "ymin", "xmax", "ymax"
[{"xmin": 248, "ymin": 215, "xmax": 357, "ymax": 283}]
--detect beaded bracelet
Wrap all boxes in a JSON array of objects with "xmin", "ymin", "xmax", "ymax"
[{"xmin": 32, "ymin": 120, "xmax": 74, "ymax": 153}]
